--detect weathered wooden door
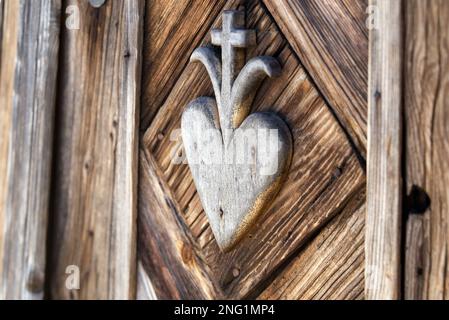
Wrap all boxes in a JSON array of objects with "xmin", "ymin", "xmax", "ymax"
[
  {"xmin": 2, "ymin": 0, "xmax": 448, "ymax": 301},
  {"xmin": 137, "ymin": 0, "xmax": 368, "ymax": 299}
]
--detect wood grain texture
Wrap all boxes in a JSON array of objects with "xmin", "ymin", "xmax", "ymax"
[
  {"xmin": 140, "ymin": 0, "xmax": 229, "ymax": 128},
  {"xmin": 48, "ymin": 0, "xmax": 144, "ymax": 299},
  {"xmin": 182, "ymin": 96, "xmax": 293, "ymax": 252},
  {"xmin": 139, "ymin": 0, "xmax": 365, "ymax": 299},
  {"xmin": 403, "ymin": 0, "xmax": 449, "ymax": 300},
  {"xmin": 0, "ymin": 0, "xmax": 4, "ymax": 71},
  {"xmin": 366, "ymin": 0, "xmax": 403, "ymax": 300},
  {"xmin": 262, "ymin": 0, "xmax": 368, "ymax": 156},
  {"xmin": 0, "ymin": 0, "xmax": 61, "ymax": 299},
  {"xmin": 138, "ymin": 150, "xmax": 223, "ymax": 299},
  {"xmin": 259, "ymin": 190, "xmax": 365, "ymax": 300},
  {"xmin": 0, "ymin": 1, "xmax": 19, "ymax": 272},
  {"xmin": 405, "ymin": 215, "xmax": 424, "ymax": 299}
]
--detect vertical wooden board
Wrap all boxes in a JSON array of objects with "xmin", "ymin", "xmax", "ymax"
[
  {"xmin": 262, "ymin": 0, "xmax": 368, "ymax": 156},
  {"xmin": 404, "ymin": 0, "xmax": 449, "ymax": 300},
  {"xmin": 259, "ymin": 190, "xmax": 365, "ymax": 300},
  {"xmin": 0, "ymin": 0, "xmax": 61, "ymax": 299},
  {"xmin": 366, "ymin": 0, "xmax": 403, "ymax": 300},
  {"xmin": 405, "ymin": 215, "xmax": 424, "ymax": 299},
  {"xmin": 48, "ymin": 0, "xmax": 144, "ymax": 299},
  {"xmin": 0, "ymin": 1, "xmax": 19, "ymax": 268},
  {"xmin": 0, "ymin": 0, "xmax": 4, "ymax": 70}
]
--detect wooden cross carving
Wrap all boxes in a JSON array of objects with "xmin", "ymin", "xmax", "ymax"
[{"xmin": 211, "ymin": 12, "xmax": 256, "ymax": 132}]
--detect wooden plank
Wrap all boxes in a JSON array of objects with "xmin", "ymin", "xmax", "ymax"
[
  {"xmin": 258, "ymin": 190, "xmax": 365, "ymax": 300},
  {"xmin": 405, "ymin": 215, "xmax": 424, "ymax": 299},
  {"xmin": 0, "ymin": 0, "xmax": 61, "ymax": 299},
  {"xmin": 262, "ymin": 0, "xmax": 368, "ymax": 156},
  {"xmin": 48, "ymin": 0, "xmax": 144, "ymax": 299},
  {"xmin": 138, "ymin": 150, "xmax": 223, "ymax": 299},
  {"xmin": 403, "ymin": 0, "xmax": 449, "ymax": 300},
  {"xmin": 366, "ymin": 0, "xmax": 403, "ymax": 300},
  {"xmin": 0, "ymin": 2, "xmax": 19, "ymax": 266},
  {"xmin": 0, "ymin": 0, "xmax": 4, "ymax": 70},
  {"xmin": 140, "ymin": 0, "xmax": 365, "ymax": 299}
]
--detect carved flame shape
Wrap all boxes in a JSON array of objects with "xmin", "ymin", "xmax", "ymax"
[{"xmin": 190, "ymin": 48, "xmax": 281, "ymax": 131}]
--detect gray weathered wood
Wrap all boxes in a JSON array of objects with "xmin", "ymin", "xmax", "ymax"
[
  {"xmin": 0, "ymin": 0, "xmax": 61, "ymax": 300},
  {"xmin": 182, "ymin": 100, "xmax": 292, "ymax": 252},
  {"xmin": 405, "ymin": 215, "xmax": 424, "ymax": 299},
  {"xmin": 403, "ymin": 0, "xmax": 449, "ymax": 300},
  {"xmin": 0, "ymin": 0, "xmax": 4, "ymax": 70},
  {"xmin": 48, "ymin": 0, "xmax": 144, "ymax": 299},
  {"xmin": 366, "ymin": 0, "xmax": 403, "ymax": 300},
  {"xmin": 181, "ymin": 10, "xmax": 292, "ymax": 251},
  {"xmin": 182, "ymin": 11, "xmax": 292, "ymax": 251}
]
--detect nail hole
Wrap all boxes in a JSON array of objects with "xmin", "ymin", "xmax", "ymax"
[
  {"xmin": 374, "ymin": 90, "xmax": 381, "ymax": 100},
  {"xmin": 219, "ymin": 208, "xmax": 224, "ymax": 219},
  {"xmin": 332, "ymin": 166, "xmax": 342, "ymax": 178},
  {"xmin": 26, "ymin": 269, "xmax": 44, "ymax": 294},
  {"xmin": 407, "ymin": 185, "xmax": 431, "ymax": 214},
  {"xmin": 417, "ymin": 267, "xmax": 423, "ymax": 276}
]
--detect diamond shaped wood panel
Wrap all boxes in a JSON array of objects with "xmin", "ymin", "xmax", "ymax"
[{"xmin": 138, "ymin": 0, "xmax": 365, "ymax": 299}]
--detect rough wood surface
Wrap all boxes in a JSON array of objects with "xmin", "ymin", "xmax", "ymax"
[
  {"xmin": 140, "ymin": 0, "xmax": 229, "ymax": 128},
  {"xmin": 0, "ymin": 2, "xmax": 19, "ymax": 270},
  {"xmin": 139, "ymin": 0, "xmax": 365, "ymax": 299},
  {"xmin": 404, "ymin": 0, "xmax": 449, "ymax": 300},
  {"xmin": 48, "ymin": 0, "xmax": 144, "ymax": 299},
  {"xmin": 139, "ymin": 150, "xmax": 223, "ymax": 299},
  {"xmin": 182, "ymin": 11, "xmax": 293, "ymax": 251},
  {"xmin": 0, "ymin": 0, "xmax": 4, "ymax": 71},
  {"xmin": 262, "ymin": 0, "xmax": 368, "ymax": 156},
  {"xmin": 366, "ymin": 0, "xmax": 403, "ymax": 300},
  {"xmin": 405, "ymin": 215, "xmax": 424, "ymax": 299},
  {"xmin": 259, "ymin": 190, "xmax": 365, "ymax": 300},
  {"xmin": 182, "ymin": 98, "xmax": 293, "ymax": 252},
  {"xmin": 0, "ymin": 0, "xmax": 61, "ymax": 299}
]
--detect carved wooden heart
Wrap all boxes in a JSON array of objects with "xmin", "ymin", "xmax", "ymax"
[
  {"xmin": 182, "ymin": 98, "xmax": 292, "ymax": 251},
  {"xmin": 181, "ymin": 10, "xmax": 292, "ymax": 251}
]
